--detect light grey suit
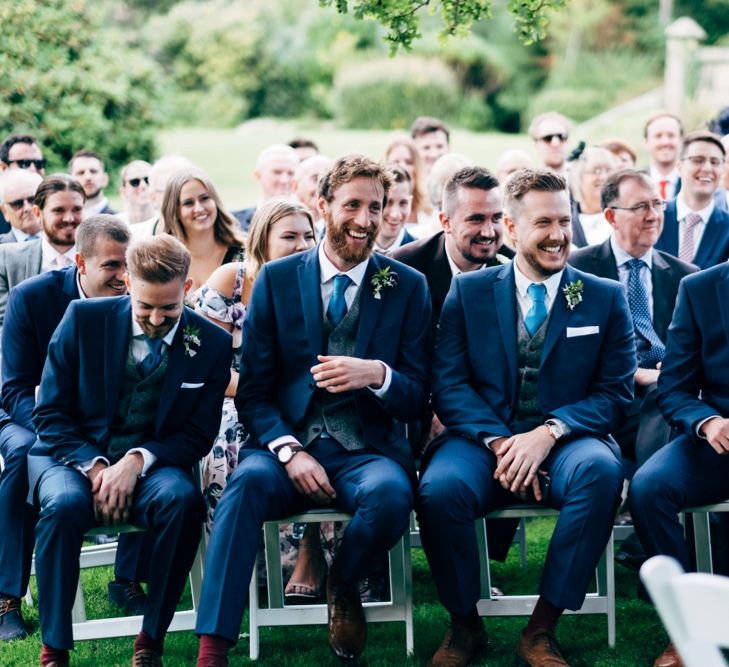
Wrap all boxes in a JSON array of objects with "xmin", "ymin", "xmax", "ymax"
[{"xmin": 0, "ymin": 239, "xmax": 42, "ymax": 327}]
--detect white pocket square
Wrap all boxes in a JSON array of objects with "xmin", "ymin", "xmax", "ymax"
[
  {"xmin": 566, "ymin": 326, "xmax": 600, "ymax": 338},
  {"xmin": 180, "ymin": 382, "xmax": 204, "ymax": 389}
]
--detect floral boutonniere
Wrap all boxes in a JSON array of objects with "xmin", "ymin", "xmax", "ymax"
[
  {"xmin": 371, "ymin": 266, "xmax": 398, "ymax": 300},
  {"xmin": 182, "ymin": 325, "xmax": 201, "ymax": 357},
  {"xmin": 563, "ymin": 279, "xmax": 584, "ymax": 311}
]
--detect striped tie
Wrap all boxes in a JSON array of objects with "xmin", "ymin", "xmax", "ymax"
[{"xmin": 679, "ymin": 213, "xmax": 702, "ymax": 263}]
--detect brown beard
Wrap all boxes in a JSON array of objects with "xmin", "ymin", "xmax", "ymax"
[{"xmin": 324, "ymin": 214, "xmax": 376, "ymax": 265}]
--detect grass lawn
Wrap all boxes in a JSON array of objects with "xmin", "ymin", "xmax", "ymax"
[{"xmin": 0, "ymin": 518, "xmax": 669, "ymax": 666}]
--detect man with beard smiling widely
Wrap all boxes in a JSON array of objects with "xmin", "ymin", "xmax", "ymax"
[
  {"xmin": 195, "ymin": 155, "xmax": 431, "ymax": 666},
  {"xmin": 417, "ymin": 168, "xmax": 635, "ymax": 667}
]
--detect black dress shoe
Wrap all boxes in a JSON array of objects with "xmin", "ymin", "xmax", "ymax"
[
  {"xmin": 108, "ymin": 580, "xmax": 147, "ymax": 615},
  {"xmin": 358, "ymin": 574, "xmax": 389, "ymax": 603},
  {"xmin": 0, "ymin": 596, "xmax": 28, "ymax": 641}
]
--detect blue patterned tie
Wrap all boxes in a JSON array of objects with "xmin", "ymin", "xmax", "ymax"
[
  {"xmin": 25, "ymin": 234, "xmax": 39, "ymax": 241},
  {"xmin": 524, "ymin": 283, "xmax": 548, "ymax": 336},
  {"xmin": 626, "ymin": 258, "xmax": 665, "ymax": 368},
  {"xmin": 327, "ymin": 274, "xmax": 352, "ymax": 328},
  {"xmin": 138, "ymin": 336, "xmax": 164, "ymax": 378}
]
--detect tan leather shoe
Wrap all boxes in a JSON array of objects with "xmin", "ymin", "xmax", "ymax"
[
  {"xmin": 654, "ymin": 643, "xmax": 684, "ymax": 667},
  {"xmin": 326, "ymin": 574, "xmax": 366, "ymax": 660},
  {"xmin": 516, "ymin": 629, "xmax": 570, "ymax": 666},
  {"xmin": 428, "ymin": 622, "xmax": 487, "ymax": 667},
  {"xmin": 131, "ymin": 648, "xmax": 163, "ymax": 667}
]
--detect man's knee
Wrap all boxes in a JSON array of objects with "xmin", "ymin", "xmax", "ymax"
[
  {"xmin": 0, "ymin": 427, "xmax": 36, "ymax": 469},
  {"xmin": 571, "ymin": 446, "xmax": 624, "ymax": 497},
  {"xmin": 39, "ymin": 484, "xmax": 93, "ymax": 528}
]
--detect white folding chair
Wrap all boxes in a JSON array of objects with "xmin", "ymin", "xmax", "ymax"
[
  {"xmin": 248, "ymin": 508, "xmax": 413, "ymax": 660},
  {"xmin": 640, "ymin": 555, "xmax": 729, "ymax": 667},
  {"xmin": 476, "ymin": 505, "xmax": 616, "ymax": 646},
  {"xmin": 685, "ymin": 500, "xmax": 729, "ymax": 573}
]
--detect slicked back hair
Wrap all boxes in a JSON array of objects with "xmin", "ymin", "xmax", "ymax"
[{"xmin": 34, "ymin": 173, "xmax": 85, "ymax": 211}]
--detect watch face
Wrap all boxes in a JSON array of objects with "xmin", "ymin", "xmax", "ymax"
[{"xmin": 278, "ymin": 445, "xmax": 293, "ymax": 463}]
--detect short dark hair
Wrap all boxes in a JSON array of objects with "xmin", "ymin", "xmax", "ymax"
[
  {"xmin": 0, "ymin": 134, "xmax": 39, "ymax": 165},
  {"xmin": 503, "ymin": 168, "xmax": 567, "ymax": 219},
  {"xmin": 288, "ymin": 137, "xmax": 319, "ymax": 153},
  {"xmin": 76, "ymin": 214, "xmax": 131, "ymax": 258},
  {"xmin": 318, "ymin": 154, "xmax": 393, "ymax": 204},
  {"xmin": 680, "ymin": 130, "xmax": 726, "ymax": 159},
  {"xmin": 69, "ymin": 149, "xmax": 106, "ymax": 171},
  {"xmin": 387, "ymin": 164, "xmax": 412, "ymax": 187},
  {"xmin": 442, "ymin": 166, "xmax": 499, "ymax": 217},
  {"xmin": 600, "ymin": 169, "xmax": 654, "ymax": 210},
  {"xmin": 126, "ymin": 235, "xmax": 191, "ymax": 284},
  {"xmin": 410, "ymin": 116, "xmax": 450, "ymax": 143},
  {"xmin": 34, "ymin": 173, "xmax": 86, "ymax": 210},
  {"xmin": 643, "ymin": 111, "xmax": 683, "ymax": 139}
]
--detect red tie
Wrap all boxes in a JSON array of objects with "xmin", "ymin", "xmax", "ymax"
[{"xmin": 659, "ymin": 180, "xmax": 668, "ymax": 200}]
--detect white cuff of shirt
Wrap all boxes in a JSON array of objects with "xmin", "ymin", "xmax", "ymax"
[
  {"xmin": 696, "ymin": 416, "xmax": 721, "ymax": 440},
  {"xmin": 127, "ymin": 448, "xmax": 157, "ymax": 476},
  {"xmin": 267, "ymin": 435, "xmax": 304, "ymax": 454},
  {"xmin": 76, "ymin": 456, "xmax": 110, "ymax": 476},
  {"xmin": 368, "ymin": 361, "xmax": 392, "ymax": 399}
]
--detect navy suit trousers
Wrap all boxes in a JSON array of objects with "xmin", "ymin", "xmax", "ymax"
[
  {"xmin": 417, "ymin": 434, "xmax": 623, "ymax": 614},
  {"xmin": 0, "ymin": 423, "xmax": 37, "ymax": 597},
  {"xmin": 630, "ymin": 433, "xmax": 729, "ymax": 571},
  {"xmin": 196, "ymin": 437, "xmax": 413, "ymax": 643},
  {"xmin": 34, "ymin": 462, "xmax": 204, "ymax": 649}
]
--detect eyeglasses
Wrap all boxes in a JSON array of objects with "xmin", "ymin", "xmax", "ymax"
[
  {"xmin": 681, "ymin": 155, "xmax": 725, "ymax": 168},
  {"xmin": 538, "ymin": 133, "xmax": 568, "ymax": 143},
  {"xmin": 9, "ymin": 159, "xmax": 46, "ymax": 170},
  {"xmin": 5, "ymin": 196, "xmax": 35, "ymax": 210},
  {"xmin": 125, "ymin": 176, "xmax": 149, "ymax": 188},
  {"xmin": 611, "ymin": 200, "xmax": 666, "ymax": 215}
]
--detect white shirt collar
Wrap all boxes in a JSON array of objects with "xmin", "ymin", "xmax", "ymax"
[
  {"xmin": 676, "ymin": 193, "xmax": 715, "ymax": 224},
  {"xmin": 373, "ymin": 227, "xmax": 406, "ymax": 253},
  {"xmin": 444, "ymin": 239, "xmax": 484, "ymax": 277},
  {"xmin": 318, "ymin": 242, "xmax": 369, "ymax": 287},
  {"xmin": 74, "ymin": 268, "xmax": 88, "ymax": 299},
  {"xmin": 649, "ymin": 166, "xmax": 679, "ymax": 185},
  {"xmin": 40, "ymin": 236, "xmax": 76, "ymax": 266},
  {"xmin": 513, "ymin": 258, "xmax": 564, "ymax": 302},
  {"xmin": 131, "ymin": 314, "xmax": 180, "ymax": 347},
  {"xmin": 610, "ymin": 234, "xmax": 653, "ymax": 269},
  {"xmin": 11, "ymin": 228, "xmax": 31, "ymax": 242}
]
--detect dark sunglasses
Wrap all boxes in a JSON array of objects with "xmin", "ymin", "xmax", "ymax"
[
  {"xmin": 538, "ymin": 133, "xmax": 568, "ymax": 143},
  {"xmin": 126, "ymin": 176, "xmax": 149, "ymax": 188},
  {"xmin": 9, "ymin": 159, "xmax": 46, "ymax": 170},
  {"xmin": 6, "ymin": 196, "xmax": 35, "ymax": 210}
]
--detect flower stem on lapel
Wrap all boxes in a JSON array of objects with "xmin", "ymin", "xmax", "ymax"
[
  {"xmin": 563, "ymin": 280, "xmax": 583, "ymax": 311},
  {"xmin": 371, "ymin": 266, "xmax": 398, "ymax": 300}
]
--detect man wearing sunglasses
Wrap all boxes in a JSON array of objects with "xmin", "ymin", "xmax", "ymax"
[
  {"xmin": 118, "ymin": 160, "xmax": 154, "ymax": 225},
  {"xmin": 0, "ymin": 170, "xmax": 42, "ymax": 244},
  {"xmin": 528, "ymin": 112, "xmax": 572, "ymax": 177},
  {"xmin": 0, "ymin": 134, "xmax": 46, "ymax": 234}
]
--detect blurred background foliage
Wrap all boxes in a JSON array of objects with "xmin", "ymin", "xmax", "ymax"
[{"xmin": 2, "ymin": 0, "xmax": 727, "ymax": 175}]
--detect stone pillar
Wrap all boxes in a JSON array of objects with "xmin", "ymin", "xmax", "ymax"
[{"xmin": 664, "ymin": 17, "xmax": 706, "ymax": 115}]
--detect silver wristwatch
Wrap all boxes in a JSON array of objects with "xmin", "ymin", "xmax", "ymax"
[{"xmin": 273, "ymin": 443, "xmax": 303, "ymax": 464}]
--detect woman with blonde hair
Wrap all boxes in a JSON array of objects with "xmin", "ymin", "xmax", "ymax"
[
  {"xmin": 160, "ymin": 168, "xmax": 245, "ymax": 297},
  {"xmin": 382, "ymin": 134, "xmax": 432, "ymax": 227}
]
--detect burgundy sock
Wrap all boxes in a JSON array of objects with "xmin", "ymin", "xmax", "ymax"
[
  {"xmin": 41, "ymin": 644, "xmax": 69, "ymax": 666},
  {"xmin": 451, "ymin": 608, "xmax": 482, "ymax": 630},
  {"xmin": 197, "ymin": 635, "xmax": 233, "ymax": 667},
  {"xmin": 525, "ymin": 596, "xmax": 564, "ymax": 634},
  {"xmin": 134, "ymin": 630, "xmax": 164, "ymax": 656}
]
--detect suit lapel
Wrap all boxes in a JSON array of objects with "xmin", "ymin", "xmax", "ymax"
[
  {"xmin": 298, "ymin": 248, "xmax": 324, "ymax": 356},
  {"xmin": 717, "ymin": 266, "xmax": 729, "ymax": 344},
  {"xmin": 651, "ymin": 250, "xmax": 671, "ymax": 341},
  {"xmin": 354, "ymin": 255, "xmax": 384, "ymax": 358},
  {"xmin": 431, "ymin": 234, "xmax": 454, "ymax": 310},
  {"xmin": 694, "ymin": 208, "xmax": 722, "ymax": 268},
  {"xmin": 104, "ymin": 300, "xmax": 131, "ymax": 426},
  {"xmin": 494, "ymin": 264, "xmax": 518, "ymax": 383},
  {"xmin": 156, "ymin": 311, "xmax": 191, "ymax": 430},
  {"xmin": 542, "ymin": 268, "xmax": 575, "ymax": 363},
  {"xmin": 662, "ymin": 202, "xmax": 679, "ymax": 256},
  {"xmin": 594, "ymin": 240, "xmax": 619, "ymax": 281},
  {"xmin": 27, "ymin": 241, "xmax": 42, "ymax": 279}
]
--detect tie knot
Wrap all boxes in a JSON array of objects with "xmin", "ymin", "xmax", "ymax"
[
  {"xmin": 332, "ymin": 274, "xmax": 352, "ymax": 295},
  {"xmin": 144, "ymin": 336, "xmax": 164, "ymax": 355},
  {"xmin": 685, "ymin": 213, "xmax": 702, "ymax": 229},
  {"xmin": 627, "ymin": 258, "xmax": 645, "ymax": 272},
  {"xmin": 527, "ymin": 282, "xmax": 547, "ymax": 303}
]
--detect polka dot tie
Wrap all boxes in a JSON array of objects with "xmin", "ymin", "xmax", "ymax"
[{"xmin": 626, "ymin": 258, "xmax": 665, "ymax": 369}]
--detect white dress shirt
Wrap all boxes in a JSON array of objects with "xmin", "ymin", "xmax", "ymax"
[
  {"xmin": 513, "ymin": 260, "xmax": 564, "ymax": 320},
  {"xmin": 611, "ymin": 235, "xmax": 654, "ymax": 318},
  {"xmin": 40, "ymin": 236, "xmax": 76, "ymax": 273},
  {"xmin": 650, "ymin": 166, "xmax": 680, "ymax": 200}
]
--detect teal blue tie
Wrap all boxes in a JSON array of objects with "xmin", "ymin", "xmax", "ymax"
[
  {"xmin": 138, "ymin": 336, "xmax": 164, "ymax": 378},
  {"xmin": 525, "ymin": 283, "xmax": 548, "ymax": 336},
  {"xmin": 327, "ymin": 274, "xmax": 352, "ymax": 327}
]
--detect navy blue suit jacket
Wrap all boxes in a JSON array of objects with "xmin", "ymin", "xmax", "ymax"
[
  {"xmin": 30, "ymin": 297, "xmax": 232, "ymax": 474},
  {"xmin": 657, "ymin": 263, "xmax": 729, "ymax": 441},
  {"xmin": 432, "ymin": 262, "xmax": 635, "ymax": 448},
  {"xmin": 1, "ymin": 267, "xmax": 78, "ymax": 431},
  {"xmin": 233, "ymin": 207, "xmax": 256, "ymax": 233},
  {"xmin": 235, "ymin": 246, "xmax": 432, "ymax": 479},
  {"xmin": 654, "ymin": 199, "xmax": 729, "ymax": 269}
]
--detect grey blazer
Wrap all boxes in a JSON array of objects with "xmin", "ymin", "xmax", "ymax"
[{"xmin": 0, "ymin": 239, "xmax": 43, "ymax": 326}]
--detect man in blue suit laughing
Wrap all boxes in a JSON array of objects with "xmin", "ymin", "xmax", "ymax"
[
  {"xmin": 195, "ymin": 155, "xmax": 431, "ymax": 666},
  {"xmin": 418, "ymin": 169, "xmax": 635, "ymax": 667}
]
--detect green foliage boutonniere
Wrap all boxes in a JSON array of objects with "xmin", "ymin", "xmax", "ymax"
[
  {"xmin": 563, "ymin": 280, "xmax": 583, "ymax": 311},
  {"xmin": 370, "ymin": 266, "xmax": 398, "ymax": 300}
]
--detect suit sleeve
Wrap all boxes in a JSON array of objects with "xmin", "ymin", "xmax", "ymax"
[
  {"xmin": 32, "ymin": 303, "xmax": 105, "ymax": 465},
  {"xmin": 1, "ymin": 287, "xmax": 41, "ymax": 430},
  {"xmin": 432, "ymin": 279, "xmax": 514, "ymax": 440},
  {"xmin": 656, "ymin": 279, "xmax": 718, "ymax": 439},
  {"xmin": 0, "ymin": 249, "xmax": 9, "ymax": 329}
]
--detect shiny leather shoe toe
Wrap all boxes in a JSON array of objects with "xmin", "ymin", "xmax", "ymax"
[
  {"xmin": 516, "ymin": 629, "xmax": 569, "ymax": 666},
  {"xmin": 327, "ymin": 575, "xmax": 366, "ymax": 660},
  {"xmin": 654, "ymin": 642, "xmax": 683, "ymax": 667},
  {"xmin": 428, "ymin": 622, "xmax": 487, "ymax": 667}
]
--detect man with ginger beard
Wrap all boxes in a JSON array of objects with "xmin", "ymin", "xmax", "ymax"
[
  {"xmin": 195, "ymin": 155, "xmax": 431, "ymax": 666},
  {"xmin": 417, "ymin": 168, "xmax": 634, "ymax": 667}
]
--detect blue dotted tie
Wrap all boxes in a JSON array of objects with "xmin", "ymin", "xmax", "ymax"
[
  {"xmin": 25, "ymin": 234, "xmax": 39, "ymax": 241},
  {"xmin": 525, "ymin": 283, "xmax": 548, "ymax": 336},
  {"xmin": 327, "ymin": 274, "xmax": 352, "ymax": 328},
  {"xmin": 138, "ymin": 336, "xmax": 164, "ymax": 378},
  {"xmin": 626, "ymin": 258, "xmax": 665, "ymax": 368}
]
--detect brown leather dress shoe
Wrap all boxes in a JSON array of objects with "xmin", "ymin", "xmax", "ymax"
[
  {"xmin": 131, "ymin": 648, "xmax": 163, "ymax": 667},
  {"xmin": 516, "ymin": 629, "xmax": 570, "ymax": 666},
  {"xmin": 428, "ymin": 622, "xmax": 487, "ymax": 667},
  {"xmin": 654, "ymin": 642, "xmax": 684, "ymax": 667},
  {"xmin": 326, "ymin": 575, "xmax": 366, "ymax": 660}
]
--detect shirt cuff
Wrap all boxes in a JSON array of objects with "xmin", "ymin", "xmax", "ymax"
[
  {"xmin": 75, "ymin": 456, "xmax": 110, "ymax": 476},
  {"xmin": 368, "ymin": 361, "xmax": 392, "ymax": 398},
  {"xmin": 695, "ymin": 416, "xmax": 721, "ymax": 440},
  {"xmin": 266, "ymin": 435, "xmax": 303, "ymax": 454},
  {"xmin": 127, "ymin": 448, "xmax": 157, "ymax": 476}
]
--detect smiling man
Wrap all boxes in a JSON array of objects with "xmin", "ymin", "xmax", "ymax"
[
  {"xmin": 69, "ymin": 149, "xmax": 116, "ymax": 218},
  {"xmin": 0, "ymin": 169, "xmax": 42, "ymax": 243},
  {"xmin": 417, "ymin": 168, "xmax": 634, "ymax": 667},
  {"xmin": 644, "ymin": 111, "xmax": 683, "ymax": 200},
  {"xmin": 28, "ymin": 234, "xmax": 231, "ymax": 667},
  {"xmin": 195, "ymin": 154, "xmax": 431, "ymax": 666}
]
